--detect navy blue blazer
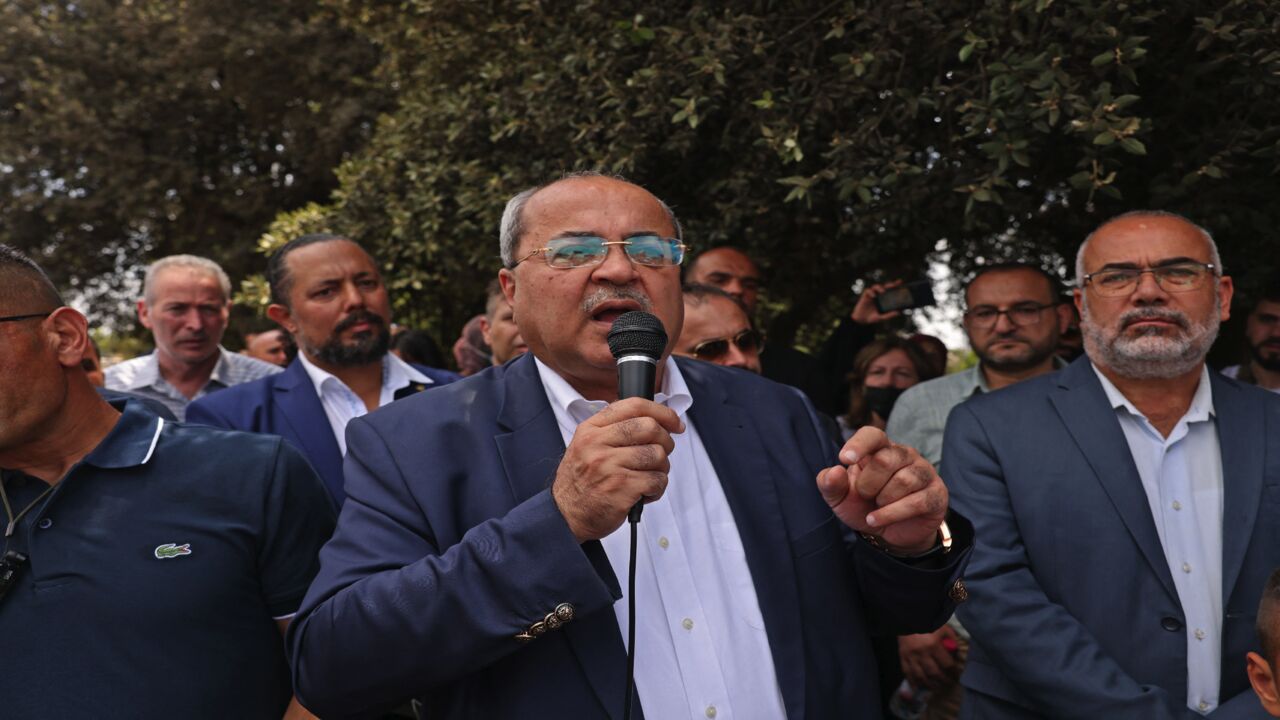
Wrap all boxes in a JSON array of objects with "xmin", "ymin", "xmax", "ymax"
[
  {"xmin": 943, "ymin": 358, "xmax": 1280, "ymax": 719},
  {"xmin": 287, "ymin": 353, "xmax": 972, "ymax": 719},
  {"xmin": 186, "ymin": 357, "xmax": 459, "ymax": 505}
]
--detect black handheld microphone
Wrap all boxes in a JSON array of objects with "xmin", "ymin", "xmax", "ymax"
[
  {"xmin": 607, "ymin": 310, "xmax": 667, "ymax": 720},
  {"xmin": 607, "ymin": 310, "xmax": 668, "ymax": 523}
]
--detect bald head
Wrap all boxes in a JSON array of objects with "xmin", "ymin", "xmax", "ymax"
[
  {"xmin": 0, "ymin": 245, "xmax": 63, "ymax": 314},
  {"xmin": 499, "ymin": 171, "xmax": 682, "ymax": 268},
  {"xmin": 1076, "ymin": 210, "xmax": 1220, "ymax": 288},
  {"xmin": 684, "ymin": 246, "xmax": 762, "ymax": 312}
]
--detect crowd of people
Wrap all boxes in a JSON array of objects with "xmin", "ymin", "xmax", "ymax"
[{"xmin": 3, "ymin": 172, "xmax": 1280, "ymax": 720}]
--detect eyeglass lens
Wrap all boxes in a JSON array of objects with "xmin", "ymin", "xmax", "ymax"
[
  {"xmin": 967, "ymin": 305, "xmax": 1048, "ymax": 328},
  {"xmin": 1089, "ymin": 264, "xmax": 1211, "ymax": 296},
  {"xmin": 545, "ymin": 236, "xmax": 682, "ymax": 268}
]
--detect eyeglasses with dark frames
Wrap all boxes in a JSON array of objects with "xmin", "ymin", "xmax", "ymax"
[
  {"xmin": 963, "ymin": 303, "xmax": 1057, "ymax": 329},
  {"xmin": 513, "ymin": 235, "xmax": 687, "ymax": 269},
  {"xmin": 1082, "ymin": 262, "xmax": 1217, "ymax": 297}
]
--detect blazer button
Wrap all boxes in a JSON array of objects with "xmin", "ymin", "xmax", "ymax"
[
  {"xmin": 554, "ymin": 603, "xmax": 575, "ymax": 622},
  {"xmin": 948, "ymin": 579, "xmax": 969, "ymax": 603},
  {"xmin": 1161, "ymin": 616, "xmax": 1183, "ymax": 632}
]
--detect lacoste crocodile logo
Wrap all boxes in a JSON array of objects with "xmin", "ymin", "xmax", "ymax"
[{"xmin": 154, "ymin": 543, "xmax": 192, "ymax": 559}]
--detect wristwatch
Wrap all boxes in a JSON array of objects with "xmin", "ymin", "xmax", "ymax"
[{"xmin": 860, "ymin": 520, "xmax": 952, "ymax": 560}]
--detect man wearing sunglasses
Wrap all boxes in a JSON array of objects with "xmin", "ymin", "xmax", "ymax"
[
  {"xmin": 289, "ymin": 172, "xmax": 971, "ymax": 719},
  {"xmin": 943, "ymin": 211, "xmax": 1280, "ymax": 718},
  {"xmin": 674, "ymin": 283, "xmax": 762, "ymax": 374}
]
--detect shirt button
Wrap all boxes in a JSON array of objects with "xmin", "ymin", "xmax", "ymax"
[
  {"xmin": 1195, "ymin": 628, "xmax": 1206, "ymax": 641},
  {"xmin": 1199, "ymin": 701, "xmax": 1209, "ymax": 711},
  {"xmin": 682, "ymin": 618, "xmax": 694, "ymax": 631},
  {"xmin": 1172, "ymin": 500, "xmax": 1182, "ymax": 511},
  {"xmin": 37, "ymin": 518, "xmax": 53, "ymax": 530},
  {"xmin": 1182, "ymin": 562, "xmax": 1192, "ymax": 573},
  {"xmin": 658, "ymin": 536, "xmax": 670, "ymax": 550},
  {"xmin": 705, "ymin": 706, "xmax": 717, "ymax": 718}
]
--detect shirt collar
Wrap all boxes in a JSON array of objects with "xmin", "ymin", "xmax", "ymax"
[
  {"xmin": 962, "ymin": 363, "xmax": 991, "ymax": 396},
  {"xmin": 1091, "ymin": 362, "xmax": 1216, "ymax": 422},
  {"xmin": 534, "ymin": 355, "xmax": 694, "ymax": 429},
  {"xmin": 207, "ymin": 346, "xmax": 237, "ymax": 387},
  {"xmin": 130, "ymin": 352, "xmax": 162, "ymax": 388},
  {"xmin": 386, "ymin": 352, "xmax": 432, "ymax": 389},
  {"xmin": 969, "ymin": 355, "xmax": 1068, "ymax": 397},
  {"xmin": 130, "ymin": 346, "xmax": 234, "ymax": 389},
  {"xmin": 81, "ymin": 399, "xmax": 167, "ymax": 470},
  {"xmin": 298, "ymin": 351, "xmax": 431, "ymax": 398}
]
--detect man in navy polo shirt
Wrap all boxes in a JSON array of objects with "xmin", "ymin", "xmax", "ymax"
[{"xmin": 0, "ymin": 244, "xmax": 335, "ymax": 720}]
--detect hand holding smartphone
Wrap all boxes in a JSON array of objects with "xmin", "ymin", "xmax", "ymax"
[{"xmin": 874, "ymin": 279, "xmax": 936, "ymax": 314}]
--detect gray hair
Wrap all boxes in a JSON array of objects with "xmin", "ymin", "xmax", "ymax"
[
  {"xmin": 498, "ymin": 170, "xmax": 683, "ymax": 268},
  {"xmin": 1075, "ymin": 210, "xmax": 1222, "ymax": 287},
  {"xmin": 143, "ymin": 254, "xmax": 232, "ymax": 305}
]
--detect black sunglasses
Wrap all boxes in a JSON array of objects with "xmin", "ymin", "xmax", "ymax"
[{"xmin": 691, "ymin": 329, "xmax": 762, "ymax": 361}]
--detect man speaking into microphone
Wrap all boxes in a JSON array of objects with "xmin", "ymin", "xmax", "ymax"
[{"xmin": 288, "ymin": 172, "xmax": 972, "ymax": 719}]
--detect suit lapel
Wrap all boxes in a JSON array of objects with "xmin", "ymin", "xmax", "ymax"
[
  {"xmin": 681, "ymin": 360, "xmax": 807, "ymax": 720},
  {"xmin": 1048, "ymin": 361, "xmax": 1179, "ymax": 601},
  {"xmin": 1212, "ymin": 372, "xmax": 1265, "ymax": 604},
  {"xmin": 493, "ymin": 355, "xmax": 629, "ymax": 719},
  {"xmin": 273, "ymin": 361, "xmax": 347, "ymax": 503}
]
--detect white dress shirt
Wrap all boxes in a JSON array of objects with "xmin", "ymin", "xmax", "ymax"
[
  {"xmin": 299, "ymin": 352, "xmax": 433, "ymax": 455},
  {"xmin": 1092, "ymin": 364, "xmax": 1224, "ymax": 715},
  {"xmin": 536, "ymin": 357, "xmax": 788, "ymax": 720}
]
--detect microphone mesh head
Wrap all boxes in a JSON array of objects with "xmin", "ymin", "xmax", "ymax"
[{"xmin": 607, "ymin": 311, "xmax": 668, "ymax": 361}]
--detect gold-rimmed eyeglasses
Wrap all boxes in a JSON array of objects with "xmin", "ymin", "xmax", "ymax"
[{"xmin": 513, "ymin": 235, "xmax": 687, "ymax": 269}]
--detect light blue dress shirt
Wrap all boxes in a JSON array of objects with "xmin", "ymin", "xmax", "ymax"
[{"xmin": 1093, "ymin": 364, "xmax": 1223, "ymax": 715}]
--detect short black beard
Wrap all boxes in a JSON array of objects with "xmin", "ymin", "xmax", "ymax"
[
  {"xmin": 1249, "ymin": 341, "xmax": 1280, "ymax": 372},
  {"xmin": 981, "ymin": 349, "xmax": 1057, "ymax": 374},
  {"xmin": 976, "ymin": 335, "xmax": 1058, "ymax": 374},
  {"xmin": 309, "ymin": 312, "xmax": 390, "ymax": 367}
]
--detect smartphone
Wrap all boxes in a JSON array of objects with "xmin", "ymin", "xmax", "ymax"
[{"xmin": 874, "ymin": 279, "xmax": 935, "ymax": 313}]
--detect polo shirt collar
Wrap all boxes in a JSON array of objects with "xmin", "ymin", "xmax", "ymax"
[{"xmin": 82, "ymin": 400, "xmax": 166, "ymax": 470}]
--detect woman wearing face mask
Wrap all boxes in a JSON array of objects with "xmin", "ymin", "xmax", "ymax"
[{"xmin": 838, "ymin": 337, "xmax": 930, "ymax": 440}]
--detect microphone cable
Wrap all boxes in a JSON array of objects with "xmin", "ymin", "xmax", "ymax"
[{"xmin": 623, "ymin": 513, "xmax": 639, "ymax": 720}]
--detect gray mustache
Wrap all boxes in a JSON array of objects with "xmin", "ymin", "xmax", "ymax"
[
  {"xmin": 582, "ymin": 287, "xmax": 653, "ymax": 315},
  {"xmin": 1119, "ymin": 308, "xmax": 1188, "ymax": 330}
]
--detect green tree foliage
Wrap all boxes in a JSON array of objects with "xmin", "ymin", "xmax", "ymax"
[
  {"xmin": 6, "ymin": 1, "xmax": 1279, "ymax": 348},
  {"xmin": 0, "ymin": 0, "xmax": 387, "ymax": 323},
  {"xmin": 299, "ymin": 0, "xmax": 1280, "ymax": 346}
]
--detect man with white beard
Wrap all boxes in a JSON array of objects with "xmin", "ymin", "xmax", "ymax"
[{"xmin": 940, "ymin": 211, "xmax": 1280, "ymax": 719}]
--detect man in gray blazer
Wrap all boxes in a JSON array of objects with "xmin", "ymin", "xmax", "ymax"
[{"xmin": 943, "ymin": 210, "xmax": 1279, "ymax": 718}]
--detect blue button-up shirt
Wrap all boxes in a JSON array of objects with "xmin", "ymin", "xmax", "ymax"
[{"xmin": 1093, "ymin": 364, "xmax": 1223, "ymax": 715}]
